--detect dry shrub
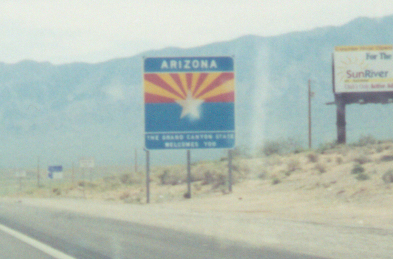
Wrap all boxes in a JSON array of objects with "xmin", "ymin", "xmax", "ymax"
[
  {"xmin": 232, "ymin": 163, "xmax": 249, "ymax": 182},
  {"xmin": 287, "ymin": 159, "xmax": 300, "ymax": 172},
  {"xmin": 258, "ymin": 171, "xmax": 267, "ymax": 179},
  {"xmin": 307, "ymin": 153, "xmax": 319, "ymax": 163},
  {"xmin": 190, "ymin": 164, "xmax": 216, "ymax": 183},
  {"xmin": 382, "ymin": 170, "xmax": 393, "ymax": 183},
  {"xmin": 315, "ymin": 163, "xmax": 326, "ymax": 174},
  {"xmin": 355, "ymin": 135, "xmax": 377, "ymax": 147},
  {"xmin": 336, "ymin": 156, "xmax": 343, "ymax": 164},
  {"xmin": 193, "ymin": 182, "xmax": 202, "ymax": 191},
  {"xmin": 201, "ymin": 171, "xmax": 214, "ymax": 185},
  {"xmin": 318, "ymin": 141, "xmax": 339, "ymax": 154},
  {"xmin": 351, "ymin": 164, "xmax": 365, "ymax": 174},
  {"xmin": 119, "ymin": 173, "xmax": 138, "ymax": 185},
  {"xmin": 119, "ymin": 191, "xmax": 142, "ymax": 203},
  {"xmin": 159, "ymin": 170, "xmax": 184, "ymax": 185},
  {"xmin": 119, "ymin": 191, "xmax": 130, "ymax": 200},
  {"xmin": 200, "ymin": 170, "xmax": 227, "ymax": 189},
  {"xmin": 261, "ymin": 138, "xmax": 303, "ymax": 156},
  {"xmin": 212, "ymin": 174, "xmax": 227, "ymax": 189},
  {"xmin": 102, "ymin": 176, "xmax": 121, "ymax": 189},
  {"xmin": 380, "ymin": 155, "xmax": 393, "ymax": 162},
  {"xmin": 261, "ymin": 141, "xmax": 282, "ymax": 156},
  {"xmin": 272, "ymin": 178, "xmax": 281, "ymax": 185},
  {"xmin": 356, "ymin": 173, "xmax": 370, "ymax": 181},
  {"xmin": 52, "ymin": 188, "xmax": 61, "ymax": 196},
  {"xmin": 86, "ymin": 182, "xmax": 99, "ymax": 189},
  {"xmin": 354, "ymin": 155, "xmax": 371, "ymax": 164},
  {"xmin": 231, "ymin": 145, "xmax": 251, "ymax": 158},
  {"xmin": 265, "ymin": 156, "xmax": 283, "ymax": 167},
  {"xmin": 119, "ymin": 174, "xmax": 130, "ymax": 184},
  {"xmin": 77, "ymin": 180, "xmax": 86, "ymax": 187}
]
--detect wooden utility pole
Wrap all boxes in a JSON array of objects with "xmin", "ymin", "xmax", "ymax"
[
  {"xmin": 72, "ymin": 162, "xmax": 75, "ymax": 185},
  {"xmin": 37, "ymin": 156, "xmax": 40, "ymax": 187},
  {"xmin": 135, "ymin": 148, "xmax": 138, "ymax": 173},
  {"xmin": 308, "ymin": 79, "xmax": 313, "ymax": 149}
]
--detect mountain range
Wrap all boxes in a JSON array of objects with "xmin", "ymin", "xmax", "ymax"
[{"xmin": 1, "ymin": 15, "xmax": 393, "ymax": 168}]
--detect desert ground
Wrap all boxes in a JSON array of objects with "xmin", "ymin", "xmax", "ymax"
[{"xmin": 2, "ymin": 138, "xmax": 393, "ymax": 258}]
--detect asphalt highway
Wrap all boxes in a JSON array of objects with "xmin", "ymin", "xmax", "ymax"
[
  {"xmin": 0, "ymin": 227, "xmax": 54, "ymax": 259},
  {"xmin": 0, "ymin": 201, "xmax": 324, "ymax": 259}
]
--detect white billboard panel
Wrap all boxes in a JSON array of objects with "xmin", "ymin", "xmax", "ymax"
[
  {"xmin": 79, "ymin": 157, "xmax": 95, "ymax": 168},
  {"xmin": 15, "ymin": 171, "xmax": 26, "ymax": 178},
  {"xmin": 52, "ymin": 172, "xmax": 63, "ymax": 179},
  {"xmin": 334, "ymin": 45, "xmax": 393, "ymax": 93}
]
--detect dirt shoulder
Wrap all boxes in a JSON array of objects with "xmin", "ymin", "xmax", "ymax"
[{"xmin": 2, "ymin": 187, "xmax": 393, "ymax": 259}]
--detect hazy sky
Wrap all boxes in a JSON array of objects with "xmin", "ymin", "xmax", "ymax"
[{"xmin": 1, "ymin": 0, "xmax": 393, "ymax": 64}]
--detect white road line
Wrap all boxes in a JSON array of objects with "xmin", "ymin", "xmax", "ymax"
[{"xmin": 0, "ymin": 223, "xmax": 76, "ymax": 259}]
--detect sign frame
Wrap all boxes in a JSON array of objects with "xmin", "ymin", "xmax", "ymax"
[{"xmin": 143, "ymin": 56, "xmax": 236, "ymax": 150}]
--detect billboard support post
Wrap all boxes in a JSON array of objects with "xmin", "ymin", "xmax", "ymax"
[
  {"xmin": 145, "ymin": 149, "xmax": 150, "ymax": 204},
  {"xmin": 186, "ymin": 150, "xmax": 191, "ymax": 198},
  {"xmin": 336, "ymin": 95, "xmax": 346, "ymax": 144}
]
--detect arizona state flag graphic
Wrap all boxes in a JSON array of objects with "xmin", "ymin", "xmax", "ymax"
[{"xmin": 144, "ymin": 57, "xmax": 235, "ymax": 149}]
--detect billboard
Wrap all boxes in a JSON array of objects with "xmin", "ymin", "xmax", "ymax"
[
  {"xmin": 79, "ymin": 157, "xmax": 95, "ymax": 168},
  {"xmin": 144, "ymin": 56, "xmax": 235, "ymax": 150},
  {"xmin": 334, "ymin": 45, "xmax": 393, "ymax": 93},
  {"xmin": 48, "ymin": 165, "xmax": 63, "ymax": 179},
  {"xmin": 14, "ymin": 171, "xmax": 26, "ymax": 178}
]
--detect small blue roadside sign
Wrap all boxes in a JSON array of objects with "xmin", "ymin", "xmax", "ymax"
[
  {"xmin": 144, "ymin": 56, "xmax": 235, "ymax": 149},
  {"xmin": 48, "ymin": 165, "xmax": 63, "ymax": 179}
]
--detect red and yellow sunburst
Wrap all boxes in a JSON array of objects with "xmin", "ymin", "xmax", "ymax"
[{"xmin": 144, "ymin": 72, "xmax": 235, "ymax": 103}]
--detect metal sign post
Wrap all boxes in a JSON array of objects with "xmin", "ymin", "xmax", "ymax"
[
  {"xmin": 228, "ymin": 149, "xmax": 233, "ymax": 192},
  {"xmin": 145, "ymin": 149, "xmax": 150, "ymax": 203},
  {"xmin": 186, "ymin": 150, "xmax": 191, "ymax": 198},
  {"xmin": 79, "ymin": 157, "xmax": 94, "ymax": 198},
  {"xmin": 15, "ymin": 171, "xmax": 26, "ymax": 191}
]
